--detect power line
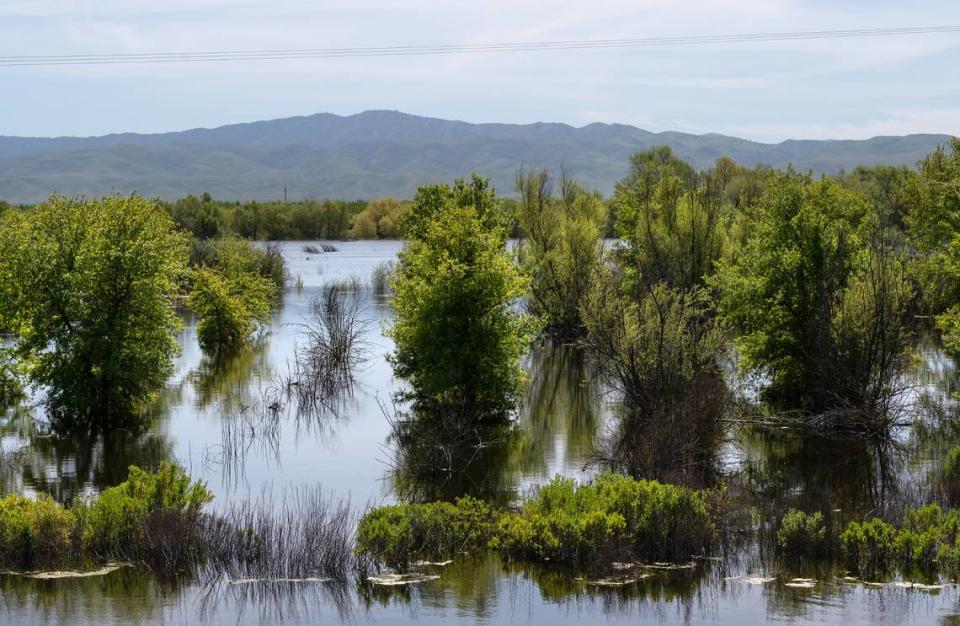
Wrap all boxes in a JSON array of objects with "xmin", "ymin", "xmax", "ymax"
[{"xmin": 1, "ymin": 25, "xmax": 958, "ymax": 67}]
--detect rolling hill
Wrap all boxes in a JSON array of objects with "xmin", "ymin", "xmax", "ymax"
[{"xmin": 0, "ymin": 110, "xmax": 951, "ymax": 203}]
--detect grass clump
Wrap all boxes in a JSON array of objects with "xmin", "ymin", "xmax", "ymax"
[
  {"xmin": 356, "ymin": 473, "xmax": 715, "ymax": 572},
  {"xmin": 370, "ymin": 261, "xmax": 395, "ymax": 296}
]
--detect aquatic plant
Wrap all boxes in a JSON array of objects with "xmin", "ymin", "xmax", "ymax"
[
  {"xmin": 355, "ymin": 496, "xmax": 496, "ymax": 570},
  {"xmin": 355, "ymin": 473, "xmax": 715, "ymax": 572},
  {"xmin": 776, "ymin": 509, "xmax": 830, "ymax": 557},
  {"xmin": 370, "ymin": 261, "xmax": 395, "ymax": 296}
]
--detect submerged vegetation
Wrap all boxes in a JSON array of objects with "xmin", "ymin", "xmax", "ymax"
[
  {"xmin": 0, "ymin": 195, "xmax": 188, "ymax": 430},
  {"xmin": 389, "ymin": 176, "xmax": 532, "ymax": 426},
  {"xmin": 357, "ymin": 473, "xmax": 714, "ymax": 572},
  {"xmin": 187, "ymin": 237, "xmax": 283, "ymax": 354}
]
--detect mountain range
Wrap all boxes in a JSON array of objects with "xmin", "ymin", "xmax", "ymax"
[{"xmin": 0, "ymin": 110, "xmax": 952, "ymax": 203}]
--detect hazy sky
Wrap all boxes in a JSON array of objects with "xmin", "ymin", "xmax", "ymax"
[{"xmin": 2, "ymin": 0, "xmax": 959, "ymax": 142}]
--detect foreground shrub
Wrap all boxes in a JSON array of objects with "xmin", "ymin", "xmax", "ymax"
[
  {"xmin": 356, "ymin": 496, "xmax": 496, "ymax": 570},
  {"xmin": 776, "ymin": 509, "xmax": 829, "ymax": 557},
  {"xmin": 840, "ymin": 518, "xmax": 899, "ymax": 575},
  {"xmin": 356, "ymin": 473, "xmax": 715, "ymax": 572},
  {"xmin": 0, "ymin": 494, "xmax": 74, "ymax": 567},
  {"xmin": 76, "ymin": 462, "xmax": 213, "ymax": 562}
]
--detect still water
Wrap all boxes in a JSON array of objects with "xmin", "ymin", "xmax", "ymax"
[{"xmin": 2, "ymin": 240, "xmax": 960, "ymax": 625}]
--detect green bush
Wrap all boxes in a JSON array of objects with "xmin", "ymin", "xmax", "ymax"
[
  {"xmin": 777, "ymin": 509, "xmax": 829, "ymax": 557},
  {"xmin": 72, "ymin": 462, "xmax": 212, "ymax": 562},
  {"xmin": 356, "ymin": 473, "xmax": 714, "ymax": 571},
  {"xmin": 0, "ymin": 494, "xmax": 74, "ymax": 567},
  {"xmin": 356, "ymin": 496, "xmax": 496, "ymax": 570},
  {"xmin": 840, "ymin": 517, "xmax": 897, "ymax": 575}
]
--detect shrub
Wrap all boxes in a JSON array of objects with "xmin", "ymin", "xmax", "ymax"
[
  {"xmin": 356, "ymin": 474, "xmax": 714, "ymax": 572},
  {"xmin": 777, "ymin": 509, "xmax": 829, "ymax": 557},
  {"xmin": 0, "ymin": 494, "xmax": 74, "ymax": 567},
  {"xmin": 355, "ymin": 496, "xmax": 496, "ymax": 570},
  {"xmin": 76, "ymin": 462, "xmax": 212, "ymax": 559},
  {"xmin": 514, "ymin": 169, "xmax": 606, "ymax": 338},
  {"xmin": 840, "ymin": 517, "xmax": 897, "ymax": 575}
]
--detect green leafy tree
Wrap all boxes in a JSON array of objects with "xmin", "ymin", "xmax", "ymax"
[
  {"xmin": 515, "ymin": 169, "xmax": 606, "ymax": 338},
  {"xmin": 186, "ymin": 237, "xmax": 276, "ymax": 354},
  {"xmin": 905, "ymin": 139, "xmax": 960, "ymax": 348},
  {"xmin": 613, "ymin": 148, "xmax": 727, "ymax": 292},
  {"xmin": 713, "ymin": 173, "xmax": 911, "ymax": 425},
  {"xmin": 389, "ymin": 177, "xmax": 532, "ymax": 424},
  {"xmin": 0, "ymin": 195, "xmax": 188, "ymax": 430}
]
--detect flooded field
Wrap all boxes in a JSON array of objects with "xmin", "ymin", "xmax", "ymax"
[{"xmin": 2, "ymin": 240, "xmax": 960, "ymax": 625}]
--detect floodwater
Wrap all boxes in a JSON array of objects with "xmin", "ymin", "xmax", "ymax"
[{"xmin": 2, "ymin": 240, "xmax": 960, "ymax": 625}]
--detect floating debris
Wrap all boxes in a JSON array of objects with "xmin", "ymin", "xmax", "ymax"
[
  {"xmin": 745, "ymin": 576, "xmax": 776, "ymax": 585},
  {"xmin": 412, "ymin": 559, "xmax": 454, "ymax": 567},
  {"xmin": 863, "ymin": 581, "xmax": 886, "ymax": 587},
  {"xmin": 892, "ymin": 581, "xmax": 945, "ymax": 591},
  {"xmin": 785, "ymin": 578, "xmax": 817, "ymax": 589},
  {"xmin": 587, "ymin": 576, "xmax": 646, "ymax": 587},
  {"xmin": 644, "ymin": 562, "xmax": 696, "ymax": 570},
  {"xmin": 723, "ymin": 575, "xmax": 741, "ymax": 581},
  {"xmin": 227, "ymin": 577, "xmax": 332, "ymax": 585},
  {"xmin": 366, "ymin": 573, "xmax": 440, "ymax": 586},
  {"xmin": 11, "ymin": 564, "xmax": 128, "ymax": 580},
  {"xmin": 839, "ymin": 576, "xmax": 860, "ymax": 583},
  {"xmin": 611, "ymin": 562, "xmax": 639, "ymax": 571}
]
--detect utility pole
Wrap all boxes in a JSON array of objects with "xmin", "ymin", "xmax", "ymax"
[{"xmin": 283, "ymin": 186, "xmax": 287, "ymax": 204}]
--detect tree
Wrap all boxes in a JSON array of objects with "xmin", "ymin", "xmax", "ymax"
[
  {"xmin": 388, "ymin": 178, "xmax": 531, "ymax": 425},
  {"xmin": 186, "ymin": 237, "xmax": 276, "ymax": 354},
  {"xmin": 0, "ymin": 195, "xmax": 188, "ymax": 430},
  {"xmin": 613, "ymin": 148, "xmax": 727, "ymax": 293},
  {"xmin": 515, "ymin": 169, "xmax": 605, "ymax": 339},
  {"xmin": 713, "ymin": 172, "xmax": 912, "ymax": 428},
  {"xmin": 905, "ymin": 139, "xmax": 960, "ymax": 342}
]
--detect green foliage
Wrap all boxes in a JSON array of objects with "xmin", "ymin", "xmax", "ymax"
[
  {"xmin": 348, "ymin": 197, "xmax": 409, "ymax": 238},
  {"xmin": 389, "ymin": 177, "xmax": 532, "ymax": 423},
  {"xmin": 581, "ymin": 276, "xmax": 728, "ymax": 483},
  {"xmin": 187, "ymin": 236, "xmax": 278, "ymax": 354},
  {"xmin": 840, "ymin": 517, "xmax": 897, "ymax": 575},
  {"xmin": 166, "ymin": 194, "xmax": 367, "ymax": 240},
  {"xmin": 0, "ymin": 194, "xmax": 188, "ymax": 430},
  {"xmin": 613, "ymin": 147, "xmax": 727, "ymax": 292},
  {"xmin": 355, "ymin": 496, "xmax": 496, "ymax": 570},
  {"xmin": 0, "ymin": 494, "xmax": 75, "ymax": 567},
  {"xmin": 356, "ymin": 474, "xmax": 714, "ymax": 571},
  {"xmin": 713, "ymin": 172, "xmax": 912, "ymax": 425},
  {"xmin": 0, "ymin": 463, "xmax": 211, "ymax": 569},
  {"xmin": 905, "ymin": 139, "xmax": 960, "ymax": 341},
  {"xmin": 76, "ymin": 462, "xmax": 212, "ymax": 557},
  {"xmin": 515, "ymin": 169, "xmax": 606, "ymax": 338},
  {"xmin": 777, "ymin": 509, "xmax": 829, "ymax": 557}
]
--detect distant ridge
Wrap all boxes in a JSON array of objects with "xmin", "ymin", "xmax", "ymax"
[{"xmin": 0, "ymin": 110, "xmax": 951, "ymax": 203}]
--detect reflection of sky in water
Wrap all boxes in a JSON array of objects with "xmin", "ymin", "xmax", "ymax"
[{"xmin": 3, "ymin": 240, "xmax": 960, "ymax": 624}]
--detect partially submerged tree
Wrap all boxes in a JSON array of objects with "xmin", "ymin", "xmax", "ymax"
[
  {"xmin": 389, "ymin": 176, "xmax": 532, "ymax": 426},
  {"xmin": 187, "ymin": 236, "xmax": 277, "ymax": 354},
  {"xmin": 713, "ymin": 173, "xmax": 913, "ymax": 431},
  {"xmin": 515, "ymin": 168, "xmax": 606, "ymax": 339},
  {"xmin": 0, "ymin": 195, "xmax": 188, "ymax": 430}
]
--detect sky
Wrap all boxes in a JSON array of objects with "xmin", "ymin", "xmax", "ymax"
[{"xmin": 1, "ymin": 0, "xmax": 959, "ymax": 142}]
